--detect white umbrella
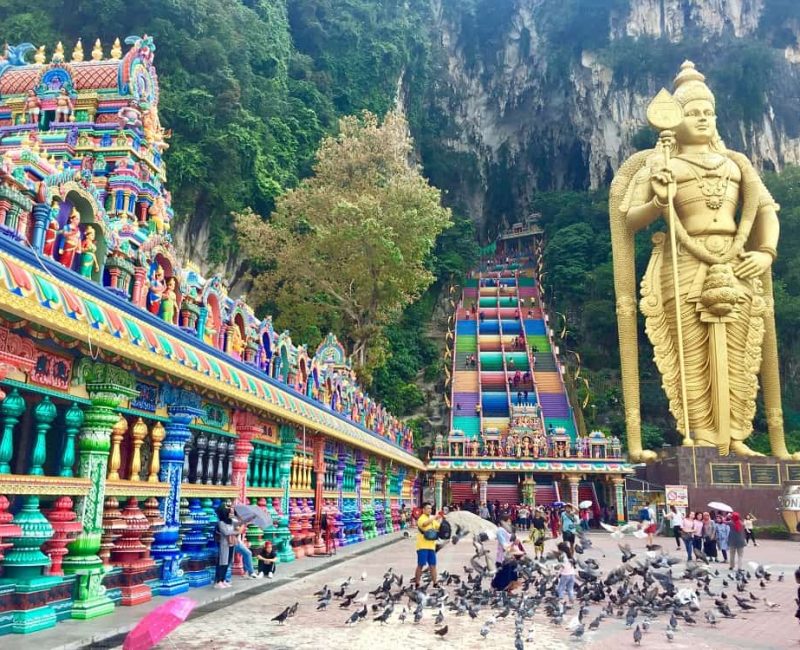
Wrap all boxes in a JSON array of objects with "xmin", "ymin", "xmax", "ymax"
[
  {"xmin": 707, "ymin": 501, "xmax": 733, "ymax": 513},
  {"xmin": 579, "ymin": 500, "xmax": 593, "ymax": 509}
]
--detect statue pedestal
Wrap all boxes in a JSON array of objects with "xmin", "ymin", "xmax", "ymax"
[{"xmin": 644, "ymin": 445, "xmax": 794, "ymax": 526}]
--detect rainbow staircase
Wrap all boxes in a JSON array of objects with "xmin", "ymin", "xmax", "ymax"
[{"xmin": 452, "ymin": 279, "xmax": 481, "ymax": 439}]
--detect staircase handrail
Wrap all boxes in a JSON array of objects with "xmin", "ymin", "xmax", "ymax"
[
  {"xmin": 516, "ymin": 269, "xmax": 546, "ymax": 432},
  {"xmin": 476, "ymin": 273, "xmax": 484, "ymax": 437}
]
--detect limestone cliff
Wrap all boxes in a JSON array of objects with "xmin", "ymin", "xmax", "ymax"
[{"xmin": 415, "ymin": 0, "xmax": 800, "ymax": 234}]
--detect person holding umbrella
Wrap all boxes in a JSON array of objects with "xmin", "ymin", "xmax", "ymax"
[{"xmin": 214, "ymin": 505, "xmax": 238, "ymax": 589}]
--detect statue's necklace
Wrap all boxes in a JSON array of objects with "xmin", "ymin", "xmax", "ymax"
[{"xmin": 677, "ymin": 154, "xmax": 731, "ymax": 210}]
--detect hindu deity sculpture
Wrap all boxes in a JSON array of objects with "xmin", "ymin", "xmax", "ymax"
[
  {"xmin": 24, "ymin": 90, "xmax": 41, "ymax": 125},
  {"xmin": 160, "ymin": 277, "xmax": 177, "ymax": 324},
  {"xmin": 78, "ymin": 226, "xmax": 99, "ymax": 278},
  {"xmin": 54, "ymin": 88, "xmax": 74, "ymax": 122},
  {"xmin": 610, "ymin": 61, "xmax": 798, "ymax": 460},
  {"xmin": 57, "ymin": 209, "xmax": 81, "ymax": 268},
  {"xmin": 147, "ymin": 265, "xmax": 166, "ymax": 315},
  {"xmin": 229, "ymin": 325, "xmax": 245, "ymax": 358},
  {"xmin": 43, "ymin": 200, "xmax": 60, "ymax": 257}
]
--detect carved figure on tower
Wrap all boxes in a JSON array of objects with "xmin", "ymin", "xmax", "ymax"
[
  {"xmin": 24, "ymin": 90, "xmax": 41, "ymax": 125},
  {"xmin": 79, "ymin": 226, "xmax": 99, "ymax": 278},
  {"xmin": 57, "ymin": 209, "xmax": 81, "ymax": 268},
  {"xmin": 160, "ymin": 277, "xmax": 177, "ymax": 324},
  {"xmin": 55, "ymin": 88, "xmax": 74, "ymax": 122},
  {"xmin": 610, "ymin": 60, "xmax": 797, "ymax": 461},
  {"xmin": 43, "ymin": 200, "xmax": 60, "ymax": 257},
  {"xmin": 147, "ymin": 265, "xmax": 166, "ymax": 315}
]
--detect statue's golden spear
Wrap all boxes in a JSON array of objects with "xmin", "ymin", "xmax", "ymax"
[{"xmin": 646, "ymin": 89, "xmax": 692, "ymax": 444}]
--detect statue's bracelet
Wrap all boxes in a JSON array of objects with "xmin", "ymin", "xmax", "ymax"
[
  {"xmin": 757, "ymin": 246, "xmax": 778, "ymax": 261},
  {"xmin": 652, "ymin": 195, "xmax": 668, "ymax": 209}
]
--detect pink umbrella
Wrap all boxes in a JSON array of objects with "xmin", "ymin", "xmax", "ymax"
[{"xmin": 124, "ymin": 596, "xmax": 197, "ymax": 650}]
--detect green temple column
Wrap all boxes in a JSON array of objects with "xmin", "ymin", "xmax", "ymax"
[
  {"xmin": 276, "ymin": 424, "xmax": 296, "ymax": 563},
  {"xmin": 59, "ymin": 402, "xmax": 84, "ymax": 477},
  {"xmin": 62, "ymin": 373, "xmax": 137, "ymax": 620},
  {"xmin": 0, "ymin": 388, "xmax": 25, "ymax": 473}
]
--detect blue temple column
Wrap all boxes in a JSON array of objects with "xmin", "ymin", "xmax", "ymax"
[
  {"xmin": 31, "ymin": 202, "xmax": 51, "ymax": 252},
  {"xmin": 151, "ymin": 389, "xmax": 205, "ymax": 595},
  {"xmin": 276, "ymin": 424, "xmax": 297, "ymax": 564}
]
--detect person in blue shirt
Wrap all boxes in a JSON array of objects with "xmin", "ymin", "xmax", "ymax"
[{"xmin": 560, "ymin": 504, "xmax": 579, "ymax": 555}]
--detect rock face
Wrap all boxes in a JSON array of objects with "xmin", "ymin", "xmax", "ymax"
[{"xmin": 416, "ymin": 0, "xmax": 800, "ymax": 234}]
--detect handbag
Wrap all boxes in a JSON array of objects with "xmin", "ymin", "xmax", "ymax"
[{"xmin": 422, "ymin": 528, "xmax": 439, "ymax": 541}]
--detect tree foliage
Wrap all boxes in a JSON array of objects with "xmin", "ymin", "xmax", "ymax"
[{"xmin": 236, "ymin": 111, "xmax": 451, "ymax": 376}]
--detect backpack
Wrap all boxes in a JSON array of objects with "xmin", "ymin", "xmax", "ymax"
[
  {"xmin": 639, "ymin": 508, "xmax": 651, "ymax": 522},
  {"xmin": 438, "ymin": 518, "xmax": 452, "ymax": 540}
]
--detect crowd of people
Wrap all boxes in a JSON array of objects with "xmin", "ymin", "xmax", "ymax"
[{"xmin": 662, "ymin": 506, "xmax": 758, "ymax": 570}]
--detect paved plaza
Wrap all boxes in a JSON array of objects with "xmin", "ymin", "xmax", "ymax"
[{"xmin": 118, "ymin": 531, "xmax": 799, "ymax": 650}]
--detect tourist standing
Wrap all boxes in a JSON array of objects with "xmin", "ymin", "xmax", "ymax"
[
  {"xmin": 479, "ymin": 502, "xmax": 490, "ymax": 520},
  {"xmin": 529, "ymin": 508, "xmax": 546, "ymax": 560},
  {"xmin": 214, "ymin": 505, "xmax": 237, "ymax": 589},
  {"xmin": 680, "ymin": 511, "xmax": 696, "ymax": 561},
  {"xmin": 549, "ymin": 507, "xmax": 560, "ymax": 539},
  {"xmin": 665, "ymin": 505, "xmax": 683, "ymax": 550},
  {"xmin": 744, "ymin": 513, "xmax": 758, "ymax": 546},
  {"xmin": 715, "ymin": 515, "xmax": 730, "ymax": 564},
  {"xmin": 555, "ymin": 541, "xmax": 576, "ymax": 607},
  {"xmin": 517, "ymin": 504, "xmax": 530, "ymax": 530},
  {"xmin": 561, "ymin": 504, "xmax": 578, "ymax": 555},
  {"xmin": 414, "ymin": 502, "xmax": 441, "ymax": 588},
  {"xmin": 728, "ymin": 512, "xmax": 747, "ymax": 571},
  {"xmin": 692, "ymin": 511, "xmax": 704, "ymax": 552},
  {"xmin": 702, "ymin": 512, "xmax": 718, "ymax": 562}
]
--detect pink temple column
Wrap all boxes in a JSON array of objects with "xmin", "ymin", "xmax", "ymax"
[
  {"xmin": 131, "ymin": 266, "xmax": 147, "ymax": 307},
  {"xmin": 312, "ymin": 435, "xmax": 326, "ymax": 554}
]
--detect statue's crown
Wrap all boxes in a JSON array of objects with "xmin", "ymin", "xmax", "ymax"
[{"xmin": 673, "ymin": 60, "xmax": 715, "ymax": 107}]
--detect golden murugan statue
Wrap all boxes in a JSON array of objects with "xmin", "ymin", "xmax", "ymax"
[{"xmin": 610, "ymin": 61, "xmax": 798, "ymax": 461}]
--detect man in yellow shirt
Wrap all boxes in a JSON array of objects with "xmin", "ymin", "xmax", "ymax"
[{"xmin": 414, "ymin": 501, "xmax": 442, "ymax": 588}]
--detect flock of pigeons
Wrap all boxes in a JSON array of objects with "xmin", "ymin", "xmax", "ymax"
[{"xmin": 270, "ymin": 523, "xmax": 784, "ymax": 647}]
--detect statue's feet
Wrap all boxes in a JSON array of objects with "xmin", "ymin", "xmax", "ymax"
[
  {"xmin": 630, "ymin": 449, "xmax": 658, "ymax": 462},
  {"xmin": 730, "ymin": 440, "xmax": 765, "ymax": 457}
]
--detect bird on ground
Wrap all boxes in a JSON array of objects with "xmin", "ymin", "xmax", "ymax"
[
  {"xmin": 287, "ymin": 602, "xmax": 298, "ymax": 617},
  {"xmin": 271, "ymin": 607, "xmax": 291, "ymax": 625},
  {"xmin": 373, "ymin": 604, "xmax": 394, "ymax": 624},
  {"xmin": 361, "ymin": 571, "xmax": 368, "ymax": 581},
  {"xmin": 434, "ymin": 625, "xmax": 448, "ymax": 638},
  {"xmin": 633, "ymin": 624, "xmax": 643, "ymax": 645},
  {"xmin": 764, "ymin": 598, "xmax": 781, "ymax": 609},
  {"xmin": 434, "ymin": 609, "xmax": 445, "ymax": 625},
  {"xmin": 665, "ymin": 628, "xmax": 675, "ymax": 642}
]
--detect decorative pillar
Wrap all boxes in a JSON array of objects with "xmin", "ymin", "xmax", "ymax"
[
  {"xmin": 215, "ymin": 438, "xmax": 229, "ymax": 486},
  {"xmin": 107, "ymin": 416, "xmax": 127, "ymax": 481},
  {"xmin": 59, "ymin": 402, "xmax": 84, "ymax": 477},
  {"xmin": 231, "ymin": 411, "xmax": 260, "ymax": 505},
  {"xmin": 475, "ymin": 472, "xmax": 490, "ymax": 507},
  {"xmin": 180, "ymin": 498, "xmax": 210, "ymax": 587},
  {"xmin": 434, "ymin": 473, "xmax": 445, "ymax": 513},
  {"xmin": 611, "ymin": 476, "xmax": 626, "ymax": 524},
  {"xmin": 63, "ymin": 372, "xmax": 137, "ymax": 620},
  {"xmin": 193, "ymin": 432, "xmax": 208, "ymax": 483},
  {"xmin": 567, "ymin": 475, "xmax": 580, "ymax": 509},
  {"xmin": 131, "ymin": 266, "xmax": 147, "ymax": 308},
  {"xmin": 276, "ymin": 424, "xmax": 297, "ymax": 563},
  {"xmin": 147, "ymin": 421, "xmax": 165, "ymax": 482},
  {"xmin": 0, "ymin": 495, "xmax": 21, "ymax": 564},
  {"xmin": 312, "ymin": 435, "xmax": 326, "ymax": 553},
  {"xmin": 43, "ymin": 496, "xmax": 82, "ymax": 576},
  {"xmin": 30, "ymin": 397, "xmax": 57, "ymax": 475},
  {"xmin": 205, "ymin": 436, "xmax": 218, "ymax": 485},
  {"xmin": 111, "ymin": 497, "xmax": 154, "ymax": 606},
  {"xmin": 150, "ymin": 391, "xmax": 204, "ymax": 595},
  {"xmin": 0, "ymin": 388, "xmax": 25, "ymax": 473},
  {"xmin": 128, "ymin": 418, "xmax": 147, "ymax": 481},
  {"xmin": 31, "ymin": 202, "xmax": 51, "ymax": 252},
  {"xmin": 0, "ymin": 496, "xmax": 59, "ymax": 633}
]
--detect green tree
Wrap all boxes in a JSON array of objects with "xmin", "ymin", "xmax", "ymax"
[{"xmin": 236, "ymin": 111, "xmax": 451, "ymax": 376}]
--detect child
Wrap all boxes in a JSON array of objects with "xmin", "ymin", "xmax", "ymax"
[
  {"xmin": 254, "ymin": 541, "xmax": 277, "ymax": 579},
  {"xmin": 555, "ymin": 541, "xmax": 576, "ymax": 606}
]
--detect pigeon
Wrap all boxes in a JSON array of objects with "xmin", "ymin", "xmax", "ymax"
[
  {"xmin": 398, "ymin": 608, "xmax": 407, "ymax": 623},
  {"xmin": 345, "ymin": 605, "xmax": 368, "ymax": 626},
  {"xmin": 434, "ymin": 609, "xmax": 445, "ymax": 625},
  {"xmin": 434, "ymin": 625, "xmax": 448, "ymax": 638},
  {"xmin": 764, "ymin": 598, "xmax": 781, "ymax": 610},
  {"xmin": 361, "ymin": 571, "xmax": 368, "ymax": 581},
  {"xmin": 571, "ymin": 623, "xmax": 585, "ymax": 638},
  {"xmin": 665, "ymin": 628, "xmax": 675, "ymax": 642},
  {"xmin": 271, "ymin": 606, "xmax": 291, "ymax": 625},
  {"xmin": 451, "ymin": 524, "xmax": 469, "ymax": 545},
  {"xmin": 287, "ymin": 602, "xmax": 298, "ymax": 618},
  {"xmin": 373, "ymin": 604, "xmax": 394, "ymax": 624},
  {"xmin": 633, "ymin": 624, "xmax": 642, "ymax": 645},
  {"xmin": 480, "ymin": 624, "xmax": 491, "ymax": 638}
]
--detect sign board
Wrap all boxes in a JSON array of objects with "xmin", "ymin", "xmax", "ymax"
[
  {"xmin": 710, "ymin": 463, "xmax": 743, "ymax": 485},
  {"xmin": 748, "ymin": 464, "xmax": 780, "ymax": 486},
  {"xmin": 786, "ymin": 465, "xmax": 800, "ymax": 482},
  {"xmin": 665, "ymin": 485, "xmax": 689, "ymax": 508}
]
